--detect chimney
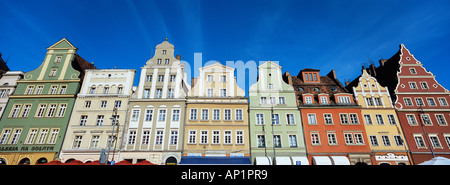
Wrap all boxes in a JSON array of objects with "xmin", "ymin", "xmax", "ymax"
[
  {"xmin": 176, "ymin": 55, "xmax": 181, "ymax": 60},
  {"xmin": 379, "ymin": 59, "xmax": 387, "ymax": 67},
  {"xmin": 283, "ymin": 71, "xmax": 293, "ymax": 85}
]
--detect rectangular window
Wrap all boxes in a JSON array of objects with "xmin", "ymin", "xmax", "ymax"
[
  {"xmin": 100, "ymin": 101, "xmax": 107, "ymax": 108},
  {"xmin": 394, "ymin": 135, "xmax": 404, "ymax": 146},
  {"xmin": 235, "ymin": 109, "xmax": 243, "ymax": 121},
  {"xmin": 114, "ymin": 100, "xmax": 122, "ymax": 108},
  {"xmin": 420, "ymin": 82, "xmax": 429, "ymax": 89},
  {"xmin": 158, "ymin": 109, "xmax": 166, "ymax": 121},
  {"xmin": 25, "ymin": 129, "xmax": 38, "ymax": 144},
  {"xmin": 370, "ymin": 136, "xmax": 379, "ymax": 146},
  {"xmin": 320, "ymin": 96, "xmax": 328, "ymax": 104},
  {"xmin": 213, "ymin": 131, "xmax": 220, "ymax": 144},
  {"xmin": 409, "ymin": 82, "xmax": 418, "ymax": 89},
  {"xmin": 375, "ymin": 114, "xmax": 384, "ymax": 125},
  {"xmin": 201, "ymin": 109, "xmax": 209, "ymax": 121},
  {"xmin": 207, "ymin": 89, "xmax": 214, "ymax": 97},
  {"xmin": 286, "ymin": 114, "xmax": 295, "ymax": 125},
  {"xmin": 80, "ymin": 115, "xmax": 88, "ymax": 126},
  {"xmin": 131, "ymin": 110, "xmax": 140, "ymax": 121},
  {"xmin": 304, "ymin": 96, "xmax": 313, "ymax": 104},
  {"xmin": 438, "ymin": 98, "xmax": 448, "ymax": 106},
  {"xmin": 50, "ymin": 68, "xmax": 57, "ymax": 77},
  {"xmin": 311, "ymin": 133, "xmax": 320, "ymax": 145},
  {"xmin": 427, "ymin": 98, "xmax": 436, "ymax": 106},
  {"xmin": 10, "ymin": 129, "xmax": 22, "ymax": 144},
  {"xmin": 436, "ymin": 114, "xmax": 447, "ymax": 125},
  {"xmin": 279, "ymin": 97, "xmax": 286, "ymax": 104},
  {"xmin": 430, "ymin": 136, "xmax": 441, "ymax": 147},
  {"xmin": 141, "ymin": 130, "xmax": 150, "ymax": 145},
  {"xmin": 170, "ymin": 75, "xmax": 176, "ymax": 82},
  {"xmin": 407, "ymin": 114, "xmax": 418, "ymax": 125},
  {"xmin": 382, "ymin": 135, "xmax": 391, "ymax": 146},
  {"xmin": 327, "ymin": 133, "xmax": 337, "ymax": 145},
  {"xmin": 167, "ymin": 89, "xmax": 174, "ymax": 98},
  {"xmin": 21, "ymin": 104, "xmax": 32, "ymax": 118},
  {"xmin": 155, "ymin": 131, "xmax": 164, "ymax": 145},
  {"xmin": 156, "ymin": 89, "xmax": 162, "ymax": 98},
  {"xmin": 374, "ymin": 97, "xmax": 382, "ymax": 106},
  {"xmin": 26, "ymin": 86, "xmax": 34, "ymax": 95},
  {"xmin": 36, "ymin": 86, "xmax": 43, "ymax": 95},
  {"xmin": 224, "ymin": 131, "xmax": 232, "ymax": 144},
  {"xmin": 289, "ymin": 135, "xmax": 297, "ymax": 147},
  {"xmin": 10, "ymin": 104, "xmax": 21, "ymax": 118},
  {"xmin": 188, "ymin": 131, "xmax": 196, "ymax": 144},
  {"xmin": 366, "ymin": 98, "xmax": 374, "ymax": 106},
  {"xmin": 50, "ymin": 86, "xmax": 58, "ymax": 95},
  {"xmin": 170, "ymin": 131, "xmax": 178, "ymax": 145},
  {"xmin": 414, "ymin": 135, "xmax": 426, "ymax": 147},
  {"xmin": 271, "ymin": 114, "xmax": 279, "ymax": 125},
  {"xmin": 256, "ymin": 114, "xmax": 264, "ymax": 125},
  {"xmin": 90, "ymin": 135, "xmax": 100, "ymax": 148},
  {"xmin": 340, "ymin": 114, "xmax": 349, "ymax": 124},
  {"xmin": 145, "ymin": 110, "xmax": 153, "ymax": 122},
  {"xmin": 220, "ymin": 75, "xmax": 227, "ymax": 82},
  {"xmin": 158, "ymin": 75, "xmax": 164, "ymax": 82},
  {"xmin": 190, "ymin": 109, "xmax": 197, "ymax": 120},
  {"xmin": 85, "ymin": 101, "xmax": 91, "ymax": 108},
  {"xmin": 165, "ymin": 59, "xmax": 170, "ymax": 64},
  {"xmin": 144, "ymin": 89, "xmax": 150, "ymax": 98},
  {"xmin": 224, "ymin": 109, "xmax": 232, "ymax": 121},
  {"xmin": 36, "ymin": 104, "xmax": 46, "ymax": 117},
  {"xmin": 0, "ymin": 129, "xmax": 11, "ymax": 144},
  {"xmin": 213, "ymin": 109, "xmax": 220, "ymax": 121},
  {"xmin": 364, "ymin": 114, "xmax": 373, "ymax": 125},
  {"xmin": 46, "ymin": 104, "xmax": 57, "ymax": 117},
  {"xmin": 260, "ymin": 97, "xmax": 267, "ymax": 104},
  {"xmin": 354, "ymin": 134, "xmax": 364, "ymax": 144},
  {"xmin": 344, "ymin": 133, "xmax": 354, "ymax": 144},
  {"xmin": 236, "ymin": 131, "xmax": 244, "ymax": 144},
  {"xmin": 57, "ymin": 104, "xmax": 67, "ymax": 117},
  {"xmin": 404, "ymin": 98, "xmax": 413, "ymax": 106},
  {"xmin": 146, "ymin": 75, "xmax": 152, "ymax": 82},
  {"xmin": 157, "ymin": 59, "xmax": 162, "ymax": 64},
  {"xmin": 172, "ymin": 109, "xmax": 180, "ymax": 121},
  {"xmin": 349, "ymin": 114, "xmax": 359, "ymax": 124},
  {"xmin": 96, "ymin": 115, "xmax": 104, "ymax": 126},
  {"xmin": 273, "ymin": 135, "xmax": 281, "ymax": 147},
  {"xmin": 387, "ymin": 114, "xmax": 397, "ymax": 125},
  {"xmin": 200, "ymin": 131, "xmax": 208, "ymax": 144},
  {"xmin": 257, "ymin": 135, "xmax": 265, "ymax": 147},
  {"xmin": 421, "ymin": 114, "xmax": 432, "ymax": 125},
  {"xmin": 90, "ymin": 87, "xmax": 96, "ymax": 94},
  {"xmin": 127, "ymin": 131, "xmax": 137, "ymax": 145},
  {"xmin": 415, "ymin": 98, "xmax": 424, "ymax": 106},
  {"xmin": 270, "ymin": 97, "xmax": 276, "ymax": 104},
  {"xmin": 307, "ymin": 114, "xmax": 317, "ymax": 125},
  {"xmin": 72, "ymin": 135, "xmax": 82, "ymax": 148},
  {"xmin": 220, "ymin": 89, "xmax": 227, "ymax": 97},
  {"xmin": 59, "ymin": 86, "xmax": 67, "ymax": 94},
  {"xmin": 207, "ymin": 75, "xmax": 214, "ymax": 82},
  {"xmin": 324, "ymin": 114, "xmax": 333, "ymax": 125}
]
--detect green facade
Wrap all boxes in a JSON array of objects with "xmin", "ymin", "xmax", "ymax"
[
  {"xmin": 248, "ymin": 61, "xmax": 306, "ymax": 164},
  {"xmin": 0, "ymin": 38, "xmax": 95, "ymax": 164}
]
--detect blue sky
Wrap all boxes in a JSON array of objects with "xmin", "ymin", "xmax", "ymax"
[{"xmin": 1, "ymin": 0, "xmax": 449, "ymax": 92}]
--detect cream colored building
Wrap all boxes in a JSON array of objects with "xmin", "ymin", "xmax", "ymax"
[
  {"xmin": 180, "ymin": 62, "xmax": 250, "ymax": 164},
  {"xmin": 120, "ymin": 38, "xmax": 190, "ymax": 165},
  {"xmin": 347, "ymin": 68, "xmax": 410, "ymax": 165},
  {"xmin": 59, "ymin": 69, "xmax": 136, "ymax": 163}
]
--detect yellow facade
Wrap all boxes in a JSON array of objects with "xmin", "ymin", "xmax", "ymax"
[
  {"xmin": 350, "ymin": 69, "xmax": 411, "ymax": 165},
  {"xmin": 183, "ymin": 63, "xmax": 249, "ymax": 157}
]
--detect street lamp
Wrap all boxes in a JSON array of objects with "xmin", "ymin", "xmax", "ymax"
[{"xmin": 106, "ymin": 107, "xmax": 119, "ymax": 165}]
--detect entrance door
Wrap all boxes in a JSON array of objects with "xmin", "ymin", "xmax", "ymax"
[{"xmin": 165, "ymin": 157, "xmax": 177, "ymax": 165}]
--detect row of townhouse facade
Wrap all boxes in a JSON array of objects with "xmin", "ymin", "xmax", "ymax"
[{"xmin": 0, "ymin": 38, "xmax": 448, "ymax": 165}]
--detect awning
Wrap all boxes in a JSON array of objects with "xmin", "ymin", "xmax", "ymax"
[
  {"xmin": 275, "ymin": 157, "xmax": 291, "ymax": 165},
  {"xmin": 179, "ymin": 157, "xmax": 251, "ymax": 165},
  {"xmin": 255, "ymin": 157, "xmax": 272, "ymax": 165},
  {"xmin": 312, "ymin": 156, "xmax": 332, "ymax": 165},
  {"xmin": 291, "ymin": 156, "xmax": 309, "ymax": 165},
  {"xmin": 330, "ymin": 156, "xmax": 350, "ymax": 165}
]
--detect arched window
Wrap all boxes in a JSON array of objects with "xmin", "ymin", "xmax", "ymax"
[{"xmin": 18, "ymin": 158, "xmax": 31, "ymax": 165}]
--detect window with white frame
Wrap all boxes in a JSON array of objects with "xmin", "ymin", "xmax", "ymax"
[
  {"xmin": 131, "ymin": 110, "xmax": 140, "ymax": 121},
  {"xmin": 344, "ymin": 133, "xmax": 354, "ymax": 144},
  {"xmin": 415, "ymin": 98, "xmax": 424, "ymax": 106},
  {"xmin": 366, "ymin": 97, "xmax": 374, "ymax": 106},
  {"xmin": 363, "ymin": 114, "xmax": 373, "ymax": 125},
  {"xmin": 235, "ymin": 109, "xmax": 243, "ymax": 121},
  {"xmin": 286, "ymin": 114, "xmax": 295, "ymax": 125},
  {"xmin": 256, "ymin": 114, "xmax": 264, "ymax": 125},
  {"xmin": 10, "ymin": 129, "xmax": 22, "ymax": 144},
  {"xmin": 190, "ymin": 109, "xmax": 197, "ymax": 120},
  {"xmin": 374, "ymin": 97, "xmax": 382, "ymax": 106},
  {"xmin": 156, "ymin": 89, "xmax": 162, "ymax": 98},
  {"xmin": 80, "ymin": 115, "xmax": 88, "ymax": 126},
  {"xmin": 207, "ymin": 75, "xmax": 214, "ymax": 82},
  {"xmin": 145, "ymin": 110, "xmax": 153, "ymax": 122},
  {"xmin": 220, "ymin": 75, "xmax": 227, "ymax": 82},
  {"xmin": 26, "ymin": 86, "xmax": 34, "ymax": 95},
  {"xmin": 155, "ymin": 131, "xmax": 164, "ymax": 145},
  {"xmin": 224, "ymin": 131, "xmax": 232, "ymax": 144},
  {"xmin": 200, "ymin": 131, "xmax": 208, "ymax": 144},
  {"xmin": 436, "ymin": 114, "xmax": 447, "ymax": 125},
  {"xmin": 269, "ymin": 97, "xmax": 276, "ymax": 104},
  {"xmin": 427, "ymin": 98, "xmax": 436, "ymax": 106},
  {"xmin": 354, "ymin": 133, "xmax": 364, "ymax": 144},
  {"xmin": 172, "ymin": 109, "xmax": 180, "ymax": 121},
  {"xmin": 382, "ymin": 135, "xmax": 391, "ymax": 146},
  {"xmin": 100, "ymin": 101, "xmax": 107, "ymax": 108},
  {"xmin": 170, "ymin": 75, "xmax": 176, "ymax": 82},
  {"xmin": 406, "ymin": 114, "xmax": 417, "ymax": 125},
  {"xmin": 394, "ymin": 135, "xmax": 404, "ymax": 146},
  {"xmin": 271, "ymin": 114, "xmax": 279, "ymax": 125},
  {"xmin": 438, "ymin": 98, "xmax": 448, "ymax": 106},
  {"xmin": 158, "ymin": 109, "xmax": 166, "ymax": 121},
  {"xmin": 404, "ymin": 98, "xmax": 413, "ymax": 106},
  {"xmin": 307, "ymin": 114, "xmax": 317, "ymax": 125},
  {"xmin": 213, "ymin": 109, "xmax": 220, "ymax": 121},
  {"xmin": 311, "ymin": 133, "xmax": 320, "ymax": 145},
  {"xmin": 273, "ymin": 135, "xmax": 281, "ymax": 147},
  {"xmin": 167, "ymin": 89, "xmax": 174, "ymax": 98},
  {"xmin": 26, "ymin": 129, "xmax": 37, "ymax": 144},
  {"xmin": 236, "ymin": 131, "xmax": 244, "ymax": 144},
  {"xmin": 420, "ymin": 82, "xmax": 429, "ymax": 89},
  {"xmin": 289, "ymin": 135, "xmax": 297, "ymax": 147},
  {"xmin": 370, "ymin": 136, "xmax": 379, "ymax": 146},
  {"xmin": 36, "ymin": 104, "xmax": 46, "ymax": 117},
  {"xmin": 375, "ymin": 114, "xmax": 384, "ymax": 125},
  {"xmin": 338, "ymin": 96, "xmax": 351, "ymax": 104},
  {"xmin": 50, "ymin": 86, "xmax": 58, "ymax": 95},
  {"xmin": 96, "ymin": 115, "xmax": 104, "ymax": 126},
  {"xmin": 260, "ymin": 97, "xmax": 267, "ymax": 104},
  {"xmin": 127, "ymin": 130, "xmax": 136, "ymax": 145},
  {"xmin": 220, "ymin": 89, "xmax": 227, "ymax": 97},
  {"xmin": 327, "ymin": 133, "xmax": 337, "ymax": 145},
  {"xmin": 141, "ymin": 130, "xmax": 150, "ymax": 145},
  {"xmin": 304, "ymin": 96, "xmax": 313, "ymax": 104},
  {"xmin": 224, "ymin": 109, "xmax": 231, "ymax": 121},
  {"xmin": 349, "ymin": 114, "xmax": 359, "ymax": 124},
  {"xmin": 279, "ymin": 97, "xmax": 286, "ymax": 104},
  {"xmin": 201, "ymin": 109, "xmax": 209, "ymax": 120},
  {"xmin": 324, "ymin": 114, "xmax": 333, "ymax": 124},
  {"xmin": 429, "ymin": 135, "xmax": 441, "ymax": 148},
  {"xmin": 340, "ymin": 114, "xmax": 349, "ymax": 124},
  {"xmin": 414, "ymin": 135, "xmax": 426, "ymax": 147},
  {"xmin": 320, "ymin": 96, "xmax": 328, "ymax": 104},
  {"xmin": 10, "ymin": 104, "xmax": 21, "ymax": 118},
  {"xmin": 409, "ymin": 82, "xmax": 418, "ymax": 89},
  {"xmin": 170, "ymin": 131, "xmax": 178, "ymax": 145},
  {"xmin": 421, "ymin": 114, "xmax": 432, "ymax": 125},
  {"xmin": 72, "ymin": 135, "xmax": 82, "ymax": 148},
  {"xmin": 0, "ymin": 129, "xmax": 10, "ymax": 144},
  {"xmin": 213, "ymin": 131, "xmax": 220, "ymax": 144},
  {"xmin": 207, "ymin": 89, "xmax": 214, "ymax": 97},
  {"xmin": 158, "ymin": 75, "xmax": 164, "ymax": 82},
  {"xmin": 387, "ymin": 114, "xmax": 396, "ymax": 125}
]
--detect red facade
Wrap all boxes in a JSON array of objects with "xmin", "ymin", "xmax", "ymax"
[
  {"xmin": 284, "ymin": 69, "xmax": 371, "ymax": 165},
  {"xmin": 369, "ymin": 44, "xmax": 450, "ymax": 164}
]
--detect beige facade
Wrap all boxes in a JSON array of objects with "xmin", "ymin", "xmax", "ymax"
[
  {"xmin": 183, "ymin": 62, "xmax": 249, "ymax": 158},
  {"xmin": 349, "ymin": 68, "xmax": 411, "ymax": 165},
  {"xmin": 59, "ymin": 69, "xmax": 135, "ymax": 163},
  {"xmin": 120, "ymin": 39, "xmax": 190, "ymax": 165}
]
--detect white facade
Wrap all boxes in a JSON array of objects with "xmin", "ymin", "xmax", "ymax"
[
  {"xmin": 0, "ymin": 71, "xmax": 24, "ymax": 119},
  {"xmin": 59, "ymin": 69, "xmax": 136, "ymax": 163}
]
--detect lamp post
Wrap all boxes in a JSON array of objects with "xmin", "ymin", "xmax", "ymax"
[{"xmin": 106, "ymin": 107, "xmax": 119, "ymax": 165}]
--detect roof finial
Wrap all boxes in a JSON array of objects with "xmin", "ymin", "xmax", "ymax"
[{"xmin": 165, "ymin": 37, "xmax": 168, "ymax": 41}]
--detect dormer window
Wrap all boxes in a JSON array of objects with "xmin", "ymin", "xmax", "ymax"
[{"xmin": 313, "ymin": 87, "xmax": 320, "ymax": 92}]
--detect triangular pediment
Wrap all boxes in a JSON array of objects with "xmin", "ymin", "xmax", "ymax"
[{"xmin": 47, "ymin": 38, "xmax": 77, "ymax": 50}]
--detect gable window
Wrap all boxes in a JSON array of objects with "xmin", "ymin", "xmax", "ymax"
[
  {"xmin": 26, "ymin": 86, "xmax": 34, "ymax": 95},
  {"xmin": 409, "ymin": 68, "xmax": 416, "ymax": 74},
  {"xmin": 409, "ymin": 82, "xmax": 418, "ymax": 89},
  {"xmin": 420, "ymin": 82, "xmax": 429, "ymax": 89},
  {"xmin": 59, "ymin": 86, "xmax": 67, "ymax": 94},
  {"xmin": 50, "ymin": 68, "xmax": 57, "ymax": 77}
]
